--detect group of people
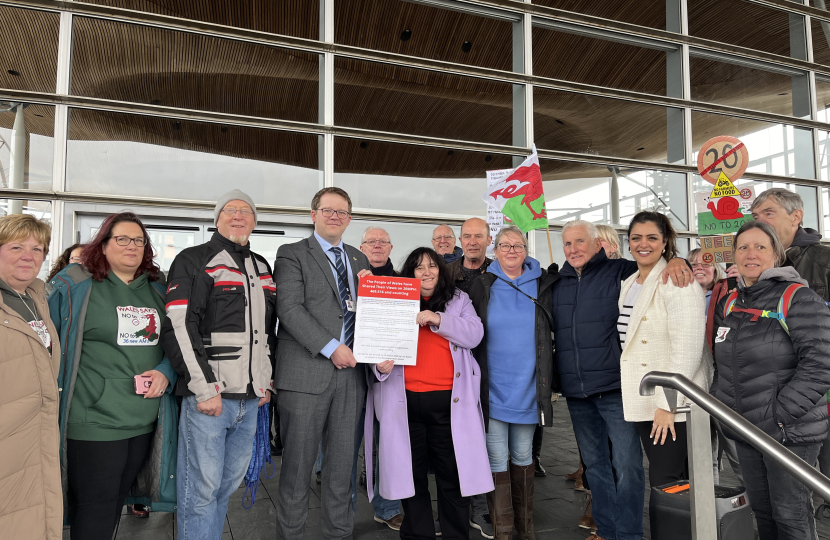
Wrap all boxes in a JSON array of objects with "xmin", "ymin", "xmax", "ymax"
[{"xmin": 1, "ymin": 186, "xmax": 829, "ymax": 540}]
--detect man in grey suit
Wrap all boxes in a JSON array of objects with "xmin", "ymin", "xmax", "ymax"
[{"xmin": 274, "ymin": 187, "xmax": 371, "ymax": 540}]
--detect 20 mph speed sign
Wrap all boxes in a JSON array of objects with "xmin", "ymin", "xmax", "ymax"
[{"xmin": 697, "ymin": 135, "xmax": 749, "ymax": 185}]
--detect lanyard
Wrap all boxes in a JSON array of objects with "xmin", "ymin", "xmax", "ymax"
[
  {"xmin": 494, "ymin": 275, "xmax": 553, "ymax": 327},
  {"xmin": 326, "ymin": 251, "xmax": 354, "ymax": 301}
]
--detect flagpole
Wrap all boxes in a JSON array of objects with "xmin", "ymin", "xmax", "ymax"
[{"xmin": 545, "ymin": 226, "xmax": 553, "ymax": 264}]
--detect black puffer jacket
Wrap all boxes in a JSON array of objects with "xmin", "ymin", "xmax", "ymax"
[
  {"xmin": 787, "ymin": 227, "xmax": 830, "ymax": 302},
  {"xmin": 713, "ymin": 267, "xmax": 830, "ymax": 445}
]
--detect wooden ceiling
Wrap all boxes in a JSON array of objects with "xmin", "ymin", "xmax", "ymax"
[{"xmin": 1, "ymin": 0, "xmax": 828, "ymax": 182}]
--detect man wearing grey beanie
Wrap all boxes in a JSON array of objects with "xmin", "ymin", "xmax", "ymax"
[{"xmin": 161, "ymin": 190, "xmax": 277, "ymax": 540}]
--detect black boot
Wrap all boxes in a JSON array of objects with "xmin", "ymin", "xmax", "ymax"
[{"xmin": 532, "ymin": 425, "xmax": 546, "ymax": 477}]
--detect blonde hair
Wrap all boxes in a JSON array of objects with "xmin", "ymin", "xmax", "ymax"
[
  {"xmin": 0, "ymin": 214, "xmax": 51, "ymax": 255},
  {"xmin": 595, "ymin": 225, "xmax": 620, "ymax": 259},
  {"xmin": 687, "ymin": 248, "xmax": 725, "ymax": 288}
]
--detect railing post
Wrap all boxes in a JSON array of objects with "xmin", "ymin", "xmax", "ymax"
[{"xmin": 686, "ymin": 401, "xmax": 718, "ymax": 540}]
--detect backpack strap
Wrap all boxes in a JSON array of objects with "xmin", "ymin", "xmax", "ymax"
[
  {"xmin": 776, "ymin": 283, "xmax": 805, "ymax": 335},
  {"xmin": 723, "ymin": 290, "xmax": 739, "ymax": 319}
]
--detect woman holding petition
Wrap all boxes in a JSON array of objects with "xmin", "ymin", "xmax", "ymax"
[
  {"xmin": 49, "ymin": 212, "xmax": 178, "ymax": 540},
  {"xmin": 617, "ymin": 212, "xmax": 711, "ymax": 489},
  {"xmin": 713, "ymin": 221, "xmax": 830, "ymax": 540},
  {"xmin": 0, "ymin": 214, "xmax": 62, "ymax": 540},
  {"xmin": 468, "ymin": 224, "xmax": 557, "ymax": 540},
  {"xmin": 366, "ymin": 247, "xmax": 491, "ymax": 540}
]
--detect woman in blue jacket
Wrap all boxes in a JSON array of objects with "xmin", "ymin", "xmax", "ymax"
[{"xmin": 49, "ymin": 212, "xmax": 178, "ymax": 540}]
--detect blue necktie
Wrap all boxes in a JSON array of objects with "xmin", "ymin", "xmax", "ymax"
[{"xmin": 330, "ymin": 247, "xmax": 355, "ymax": 349}]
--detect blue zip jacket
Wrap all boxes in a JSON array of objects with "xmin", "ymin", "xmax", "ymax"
[
  {"xmin": 551, "ymin": 250, "xmax": 637, "ymax": 399},
  {"xmin": 48, "ymin": 264, "xmax": 178, "ymax": 514},
  {"xmin": 486, "ymin": 258, "xmax": 541, "ymax": 424}
]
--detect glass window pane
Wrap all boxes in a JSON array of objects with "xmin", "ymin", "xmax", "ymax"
[
  {"xmin": 66, "ymin": 108, "xmax": 321, "ymax": 205},
  {"xmin": 816, "ymin": 78, "xmax": 830, "ymax": 122},
  {"xmin": 541, "ymin": 159, "xmax": 689, "ymax": 231},
  {"xmin": 531, "ymin": 0, "xmax": 667, "ymax": 30},
  {"xmin": 692, "ymin": 111, "xmax": 815, "ymax": 178},
  {"xmin": 819, "ymin": 129, "xmax": 830, "ymax": 180},
  {"xmin": 343, "ymin": 220, "xmax": 451, "ymax": 270},
  {"xmin": 71, "ymin": 17, "xmax": 319, "ymax": 123},
  {"xmin": 0, "ymin": 103, "xmax": 55, "ymax": 191},
  {"xmin": 822, "ymin": 186, "xmax": 829, "ymax": 238},
  {"xmin": 335, "ymin": 58, "xmax": 513, "ymax": 144},
  {"xmin": 689, "ymin": 0, "xmax": 803, "ymax": 58},
  {"xmin": 80, "ymin": 0, "xmax": 319, "ymax": 40},
  {"xmin": 690, "ymin": 53, "xmax": 810, "ymax": 118},
  {"xmin": 335, "ymin": 0, "xmax": 512, "ymax": 71},
  {"xmin": 333, "ymin": 137, "xmax": 516, "ymax": 216},
  {"xmin": 533, "ymin": 26, "xmax": 668, "ymax": 95},
  {"xmin": 811, "ymin": 17, "xmax": 830, "ymax": 68},
  {"xmin": 0, "ymin": 6, "xmax": 59, "ymax": 93},
  {"xmin": 535, "ymin": 89, "xmax": 682, "ymax": 163}
]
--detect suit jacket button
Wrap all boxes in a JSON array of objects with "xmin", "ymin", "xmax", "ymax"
[
  {"xmin": 453, "ymin": 345, "xmax": 457, "ymax": 351},
  {"xmin": 456, "ymin": 372, "xmax": 461, "ymax": 378},
  {"xmin": 642, "ymin": 363, "xmax": 647, "ymax": 366},
  {"xmin": 641, "ymin": 339, "xmax": 647, "ymax": 344},
  {"xmin": 642, "ymin": 316, "xmax": 648, "ymax": 321},
  {"xmin": 339, "ymin": 315, "xmax": 343, "ymax": 319},
  {"xmin": 453, "ymin": 397, "xmax": 459, "ymax": 403}
]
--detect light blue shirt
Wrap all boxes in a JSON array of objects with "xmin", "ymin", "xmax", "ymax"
[{"xmin": 314, "ymin": 231, "xmax": 357, "ymax": 358}]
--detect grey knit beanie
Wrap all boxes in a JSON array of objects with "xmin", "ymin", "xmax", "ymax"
[{"xmin": 214, "ymin": 189, "xmax": 257, "ymax": 225}]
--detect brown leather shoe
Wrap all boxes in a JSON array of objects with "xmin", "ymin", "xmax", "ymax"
[
  {"xmin": 565, "ymin": 459, "xmax": 584, "ymax": 481},
  {"xmin": 578, "ymin": 492, "xmax": 596, "ymax": 532},
  {"xmin": 486, "ymin": 471, "xmax": 513, "ymax": 540},
  {"xmin": 584, "ymin": 535, "xmax": 606, "ymax": 540},
  {"xmin": 510, "ymin": 463, "xmax": 536, "ymax": 540},
  {"xmin": 574, "ymin": 475, "xmax": 587, "ymax": 492},
  {"xmin": 374, "ymin": 514, "xmax": 403, "ymax": 531}
]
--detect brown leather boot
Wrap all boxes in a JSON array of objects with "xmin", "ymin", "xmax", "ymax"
[
  {"xmin": 486, "ymin": 471, "xmax": 513, "ymax": 540},
  {"xmin": 578, "ymin": 491, "xmax": 596, "ymax": 533},
  {"xmin": 510, "ymin": 462, "xmax": 536, "ymax": 540},
  {"xmin": 565, "ymin": 459, "xmax": 584, "ymax": 481}
]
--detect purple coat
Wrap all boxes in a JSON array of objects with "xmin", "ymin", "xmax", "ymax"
[{"xmin": 365, "ymin": 291, "xmax": 494, "ymax": 501}]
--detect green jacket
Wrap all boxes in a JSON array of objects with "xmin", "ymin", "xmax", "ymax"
[{"xmin": 48, "ymin": 264, "xmax": 178, "ymax": 514}]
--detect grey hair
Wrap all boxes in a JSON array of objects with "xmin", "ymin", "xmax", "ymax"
[
  {"xmin": 687, "ymin": 248, "xmax": 726, "ymax": 287},
  {"xmin": 361, "ymin": 225, "xmax": 391, "ymax": 243},
  {"xmin": 494, "ymin": 225, "xmax": 527, "ymax": 247},
  {"xmin": 562, "ymin": 219, "xmax": 599, "ymax": 241},
  {"xmin": 750, "ymin": 188, "xmax": 804, "ymax": 226},
  {"xmin": 733, "ymin": 221, "xmax": 787, "ymax": 267}
]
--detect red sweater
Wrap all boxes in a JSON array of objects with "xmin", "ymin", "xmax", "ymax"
[{"xmin": 405, "ymin": 324, "xmax": 455, "ymax": 392}]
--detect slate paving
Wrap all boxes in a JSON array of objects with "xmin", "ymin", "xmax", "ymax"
[{"xmin": 65, "ymin": 396, "xmax": 830, "ymax": 540}]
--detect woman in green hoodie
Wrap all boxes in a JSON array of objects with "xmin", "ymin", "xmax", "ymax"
[{"xmin": 49, "ymin": 212, "xmax": 177, "ymax": 540}]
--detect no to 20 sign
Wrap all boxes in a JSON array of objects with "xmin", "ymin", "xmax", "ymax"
[{"xmin": 697, "ymin": 135, "xmax": 749, "ymax": 185}]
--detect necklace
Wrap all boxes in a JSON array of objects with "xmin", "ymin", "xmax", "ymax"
[{"xmin": 13, "ymin": 288, "xmax": 40, "ymax": 322}]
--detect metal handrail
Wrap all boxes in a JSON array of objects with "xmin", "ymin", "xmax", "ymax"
[{"xmin": 640, "ymin": 371, "xmax": 830, "ymax": 502}]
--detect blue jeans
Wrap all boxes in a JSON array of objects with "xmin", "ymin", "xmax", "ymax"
[
  {"xmin": 177, "ymin": 396, "xmax": 259, "ymax": 540},
  {"xmin": 736, "ymin": 441, "xmax": 821, "ymax": 540},
  {"xmin": 486, "ymin": 418, "xmax": 536, "ymax": 472},
  {"xmin": 566, "ymin": 390, "xmax": 644, "ymax": 540}
]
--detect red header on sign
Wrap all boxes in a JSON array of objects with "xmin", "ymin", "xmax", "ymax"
[{"xmin": 359, "ymin": 276, "xmax": 421, "ymax": 300}]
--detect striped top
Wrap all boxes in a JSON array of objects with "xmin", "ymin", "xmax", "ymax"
[{"xmin": 617, "ymin": 281, "xmax": 642, "ymax": 348}]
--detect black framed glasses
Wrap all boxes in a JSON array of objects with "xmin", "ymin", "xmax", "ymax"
[
  {"xmin": 111, "ymin": 235, "xmax": 147, "ymax": 247},
  {"xmin": 318, "ymin": 208, "xmax": 351, "ymax": 219},
  {"xmin": 497, "ymin": 243, "xmax": 526, "ymax": 253}
]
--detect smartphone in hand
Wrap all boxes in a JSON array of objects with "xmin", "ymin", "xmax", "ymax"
[{"xmin": 134, "ymin": 375, "xmax": 153, "ymax": 395}]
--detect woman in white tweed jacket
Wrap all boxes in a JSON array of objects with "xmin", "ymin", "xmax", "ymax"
[{"xmin": 618, "ymin": 211, "xmax": 712, "ymax": 488}]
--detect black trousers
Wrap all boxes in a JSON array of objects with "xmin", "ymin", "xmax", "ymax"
[
  {"xmin": 67, "ymin": 432, "xmax": 153, "ymax": 540},
  {"xmin": 401, "ymin": 390, "xmax": 469, "ymax": 540},
  {"xmin": 635, "ymin": 421, "xmax": 688, "ymax": 487}
]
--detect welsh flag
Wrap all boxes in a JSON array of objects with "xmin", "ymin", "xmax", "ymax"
[{"xmin": 482, "ymin": 146, "xmax": 548, "ymax": 232}]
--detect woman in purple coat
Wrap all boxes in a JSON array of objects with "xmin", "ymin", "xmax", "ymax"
[{"xmin": 365, "ymin": 247, "xmax": 493, "ymax": 540}]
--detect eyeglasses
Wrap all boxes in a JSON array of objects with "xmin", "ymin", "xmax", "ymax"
[
  {"xmin": 497, "ymin": 243, "xmax": 526, "ymax": 253},
  {"xmin": 362, "ymin": 240, "xmax": 390, "ymax": 246},
  {"xmin": 111, "ymin": 236, "xmax": 147, "ymax": 247},
  {"xmin": 221, "ymin": 207, "xmax": 254, "ymax": 217},
  {"xmin": 317, "ymin": 208, "xmax": 351, "ymax": 219},
  {"xmin": 432, "ymin": 235, "xmax": 455, "ymax": 241},
  {"xmin": 690, "ymin": 263, "xmax": 713, "ymax": 269}
]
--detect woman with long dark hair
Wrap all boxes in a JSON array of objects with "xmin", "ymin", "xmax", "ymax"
[
  {"xmin": 365, "ymin": 247, "xmax": 492, "ymax": 540},
  {"xmin": 617, "ymin": 211, "xmax": 711, "ymax": 491},
  {"xmin": 49, "ymin": 212, "xmax": 177, "ymax": 540}
]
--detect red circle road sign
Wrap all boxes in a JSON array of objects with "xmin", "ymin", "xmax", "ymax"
[{"xmin": 696, "ymin": 135, "xmax": 749, "ymax": 185}]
